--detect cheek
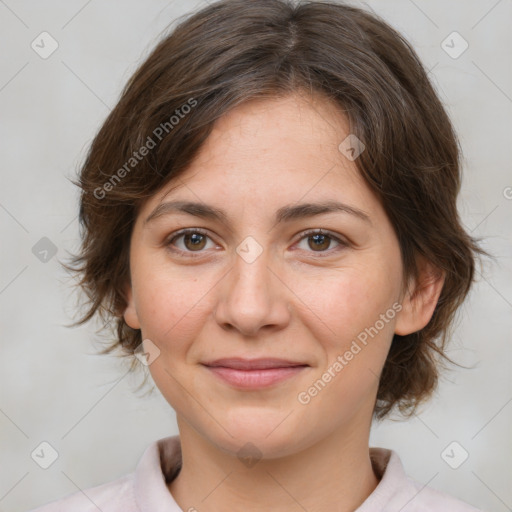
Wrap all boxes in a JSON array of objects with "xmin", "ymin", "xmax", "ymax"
[
  {"xmin": 295, "ymin": 269, "xmax": 398, "ymax": 421},
  {"xmin": 293, "ymin": 261, "xmax": 400, "ymax": 412},
  {"xmin": 131, "ymin": 257, "xmax": 216, "ymax": 353},
  {"xmin": 132, "ymin": 262, "xmax": 218, "ymax": 412},
  {"xmin": 297, "ymin": 260, "xmax": 401, "ymax": 347}
]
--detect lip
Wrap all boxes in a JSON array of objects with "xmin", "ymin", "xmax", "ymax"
[
  {"xmin": 202, "ymin": 358, "xmax": 309, "ymax": 389},
  {"xmin": 203, "ymin": 358, "xmax": 308, "ymax": 370}
]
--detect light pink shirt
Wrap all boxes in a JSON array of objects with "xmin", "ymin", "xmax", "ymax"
[{"xmin": 28, "ymin": 435, "xmax": 483, "ymax": 511}]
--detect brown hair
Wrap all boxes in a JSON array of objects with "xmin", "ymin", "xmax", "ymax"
[{"xmin": 64, "ymin": 0, "xmax": 486, "ymax": 419}]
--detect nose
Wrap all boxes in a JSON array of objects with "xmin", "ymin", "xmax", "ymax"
[{"xmin": 213, "ymin": 245, "xmax": 291, "ymax": 337}]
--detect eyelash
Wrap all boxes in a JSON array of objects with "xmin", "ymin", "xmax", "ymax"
[{"xmin": 164, "ymin": 228, "xmax": 348, "ymax": 258}]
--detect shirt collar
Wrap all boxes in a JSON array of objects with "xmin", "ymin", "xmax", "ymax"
[
  {"xmin": 134, "ymin": 435, "xmax": 183, "ymax": 512},
  {"xmin": 133, "ymin": 435, "xmax": 412, "ymax": 512}
]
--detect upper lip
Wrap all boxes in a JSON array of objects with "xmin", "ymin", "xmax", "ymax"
[{"xmin": 202, "ymin": 358, "xmax": 309, "ymax": 370}]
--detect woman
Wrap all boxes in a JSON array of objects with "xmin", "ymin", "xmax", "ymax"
[{"xmin": 31, "ymin": 0, "xmax": 485, "ymax": 510}]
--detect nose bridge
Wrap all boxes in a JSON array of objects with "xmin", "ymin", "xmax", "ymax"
[
  {"xmin": 214, "ymin": 235, "xmax": 290, "ymax": 335},
  {"xmin": 234, "ymin": 234, "xmax": 271, "ymax": 297}
]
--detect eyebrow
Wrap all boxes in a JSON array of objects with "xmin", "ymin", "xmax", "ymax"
[{"xmin": 144, "ymin": 200, "xmax": 372, "ymax": 227}]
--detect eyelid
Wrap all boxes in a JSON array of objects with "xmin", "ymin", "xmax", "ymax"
[
  {"xmin": 292, "ymin": 228, "xmax": 349, "ymax": 256},
  {"xmin": 295, "ymin": 228, "xmax": 347, "ymax": 244}
]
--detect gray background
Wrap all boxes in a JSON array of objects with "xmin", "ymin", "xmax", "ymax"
[{"xmin": 0, "ymin": 1, "xmax": 511, "ymax": 511}]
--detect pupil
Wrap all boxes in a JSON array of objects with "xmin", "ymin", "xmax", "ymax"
[
  {"xmin": 186, "ymin": 233, "xmax": 205, "ymax": 250},
  {"xmin": 310, "ymin": 234, "xmax": 329, "ymax": 251}
]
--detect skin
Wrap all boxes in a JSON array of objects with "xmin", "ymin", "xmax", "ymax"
[{"xmin": 123, "ymin": 92, "xmax": 444, "ymax": 512}]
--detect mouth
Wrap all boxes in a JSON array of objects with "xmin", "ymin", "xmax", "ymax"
[{"xmin": 201, "ymin": 358, "xmax": 309, "ymax": 389}]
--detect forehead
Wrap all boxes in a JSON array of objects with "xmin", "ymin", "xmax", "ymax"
[
  {"xmin": 201, "ymin": 92, "xmax": 352, "ymax": 168},
  {"xmin": 141, "ymin": 93, "xmax": 380, "ymax": 223}
]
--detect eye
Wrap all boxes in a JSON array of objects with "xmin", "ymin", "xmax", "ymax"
[
  {"xmin": 165, "ymin": 228, "xmax": 217, "ymax": 256},
  {"xmin": 294, "ymin": 229, "xmax": 347, "ymax": 255}
]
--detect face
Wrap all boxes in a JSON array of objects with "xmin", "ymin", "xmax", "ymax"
[{"xmin": 124, "ymin": 93, "xmax": 410, "ymax": 459}]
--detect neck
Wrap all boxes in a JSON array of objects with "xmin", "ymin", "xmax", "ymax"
[{"xmin": 168, "ymin": 417, "xmax": 379, "ymax": 512}]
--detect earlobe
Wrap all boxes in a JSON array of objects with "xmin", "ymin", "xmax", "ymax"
[
  {"xmin": 122, "ymin": 283, "xmax": 141, "ymax": 330},
  {"xmin": 394, "ymin": 257, "xmax": 445, "ymax": 336}
]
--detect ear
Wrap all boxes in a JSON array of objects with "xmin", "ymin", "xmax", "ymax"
[
  {"xmin": 122, "ymin": 281, "xmax": 141, "ymax": 330},
  {"xmin": 394, "ymin": 256, "xmax": 445, "ymax": 336}
]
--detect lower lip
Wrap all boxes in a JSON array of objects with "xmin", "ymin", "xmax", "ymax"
[{"xmin": 204, "ymin": 365, "xmax": 307, "ymax": 389}]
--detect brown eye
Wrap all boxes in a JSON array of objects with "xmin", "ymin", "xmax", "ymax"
[
  {"xmin": 296, "ymin": 229, "xmax": 347, "ymax": 255},
  {"xmin": 307, "ymin": 233, "xmax": 332, "ymax": 251},
  {"xmin": 166, "ymin": 228, "xmax": 215, "ymax": 256},
  {"xmin": 182, "ymin": 232, "xmax": 207, "ymax": 251}
]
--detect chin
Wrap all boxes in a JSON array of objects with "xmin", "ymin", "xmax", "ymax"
[{"xmin": 200, "ymin": 408, "xmax": 316, "ymax": 461}]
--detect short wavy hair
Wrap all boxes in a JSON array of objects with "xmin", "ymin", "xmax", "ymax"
[{"xmin": 65, "ymin": 0, "xmax": 485, "ymax": 419}]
